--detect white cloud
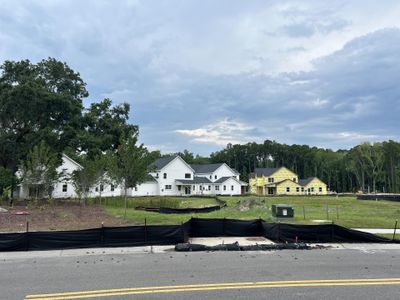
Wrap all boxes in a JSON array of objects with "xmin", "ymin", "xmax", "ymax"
[{"xmin": 176, "ymin": 119, "xmax": 258, "ymax": 146}]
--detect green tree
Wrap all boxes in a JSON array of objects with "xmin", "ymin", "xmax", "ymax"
[
  {"xmin": 0, "ymin": 58, "xmax": 88, "ymax": 198},
  {"xmin": 109, "ymin": 136, "xmax": 152, "ymax": 218},
  {"xmin": 19, "ymin": 141, "xmax": 61, "ymax": 201},
  {"xmin": 71, "ymin": 154, "xmax": 111, "ymax": 205},
  {"xmin": 80, "ymin": 98, "xmax": 138, "ymax": 158}
]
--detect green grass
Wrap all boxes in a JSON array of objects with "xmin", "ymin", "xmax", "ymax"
[{"xmin": 103, "ymin": 196, "xmax": 400, "ymax": 228}]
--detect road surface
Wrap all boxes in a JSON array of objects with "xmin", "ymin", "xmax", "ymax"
[{"xmin": 1, "ymin": 246, "xmax": 399, "ymax": 299}]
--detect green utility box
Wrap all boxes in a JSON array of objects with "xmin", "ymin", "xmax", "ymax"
[{"xmin": 272, "ymin": 204, "xmax": 294, "ymax": 218}]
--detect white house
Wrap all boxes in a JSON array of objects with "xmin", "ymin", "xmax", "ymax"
[
  {"xmin": 18, "ymin": 154, "xmax": 82, "ymax": 199},
  {"xmin": 148, "ymin": 156, "xmax": 247, "ymax": 196},
  {"xmin": 18, "ymin": 155, "xmax": 247, "ymax": 199}
]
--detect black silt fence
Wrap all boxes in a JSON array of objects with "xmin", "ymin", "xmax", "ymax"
[
  {"xmin": 262, "ymin": 223, "xmax": 395, "ymax": 243},
  {"xmin": 187, "ymin": 218, "xmax": 264, "ymax": 237},
  {"xmin": 0, "ymin": 218, "xmax": 398, "ymax": 252},
  {"xmin": 357, "ymin": 194, "xmax": 400, "ymax": 202},
  {"xmin": 135, "ymin": 197, "xmax": 227, "ymax": 214}
]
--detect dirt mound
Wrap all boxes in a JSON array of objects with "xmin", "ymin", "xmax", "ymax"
[{"xmin": 236, "ymin": 199, "xmax": 267, "ymax": 211}]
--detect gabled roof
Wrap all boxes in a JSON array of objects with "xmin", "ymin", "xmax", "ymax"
[
  {"xmin": 190, "ymin": 163, "xmax": 224, "ymax": 173},
  {"xmin": 62, "ymin": 154, "xmax": 83, "ymax": 169},
  {"xmin": 214, "ymin": 176, "xmax": 233, "ymax": 183},
  {"xmin": 149, "ymin": 156, "xmax": 177, "ymax": 170},
  {"xmin": 299, "ymin": 177, "xmax": 317, "ymax": 186},
  {"xmin": 191, "ymin": 163, "xmax": 240, "ymax": 175},
  {"xmin": 270, "ymin": 178, "xmax": 301, "ymax": 187},
  {"xmin": 176, "ymin": 176, "xmax": 212, "ymax": 184},
  {"xmin": 214, "ymin": 176, "xmax": 248, "ymax": 186},
  {"xmin": 254, "ymin": 167, "xmax": 280, "ymax": 176},
  {"xmin": 145, "ymin": 174, "xmax": 158, "ymax": 183}
]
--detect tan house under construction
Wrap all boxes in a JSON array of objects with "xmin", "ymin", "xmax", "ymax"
[{"xmin": 249, "ymin": 167, "xmax": 328, "ymax": 195}]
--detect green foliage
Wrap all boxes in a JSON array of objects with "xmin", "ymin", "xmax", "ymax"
[
  {"xmin": 1, "ymin": 185, "xmax": 11, "ymax": 205},
  {"xmin": 164, "ymin": 149, "xmax": 211, "ymax": 164},
  {"xmin": 109, "ymin": 136, "xmax": 152, "ymax": 194},
  {"xmin": 0, "ymin": 58, "xmax": 87, "ymax": 170},
  {"xmin": 0, "ymin": 166, "xmax": 12, "ymax": 192},
  {"xmin": 210, "ymin": 140, "xmax": 400, "ymax": 193},
  {"xmin": 71, "ymin": 154, "xmax": 111, "ymax": 203},
  {"xmin": 19, "ymin": 141, "xmax": 60, "ymax": 200},
  {"xmin": 80, "ymin": 98, "xmax": 138, "ymax": 158}
]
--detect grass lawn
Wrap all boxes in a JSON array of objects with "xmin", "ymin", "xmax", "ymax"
[{"xmin": 105, "ymin": 195, "xmax": 400, "ymax": 228}]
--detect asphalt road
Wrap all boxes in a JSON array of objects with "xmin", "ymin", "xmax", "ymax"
[{"xmin": 1, "ymin": 247, "xmax": 400, "ymax": 300}]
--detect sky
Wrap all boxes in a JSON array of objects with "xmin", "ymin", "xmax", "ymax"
[{"xmin": 1, "ymin": 0, "xmax": 400, "ymax": 155}]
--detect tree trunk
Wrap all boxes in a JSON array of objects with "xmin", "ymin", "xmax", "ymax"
[{"xmin": 124, "ymin": 186, "xmax": 128, "ymax": 219}]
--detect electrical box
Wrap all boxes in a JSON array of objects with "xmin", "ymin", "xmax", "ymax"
[{"xmin": 272, "ymin": 204, "xmax": 294, "ymax": 218}]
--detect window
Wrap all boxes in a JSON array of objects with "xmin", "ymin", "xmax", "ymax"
[
  {"xmin": 111, "ymin": 185, "xmax": 115, "ymax": 192},
  {"xmin": 178, "ymin": 186, "xmax": 181, "ymax": 191},
  {"xmin": 100, "ymin": 184, "xmax": 104, "ymax": 192},
  {"xmin": 165, "ymin": 185, "xmax": 172, "ymax": 190},
  {"xmin": 185, "ymin": 173, "xmax": 191, "ymax": 179},
  {"xmin": 156, "ymin": 173, "xmax": 159, "ymax": 178},
  {"xmin": 95, "ymin": 187, "xmax": 98, "ymax": 192},
  {"xmin": 311, "ymin": 187, "xmax": 314, "ymax": 192},
  {"xmin": 208, "ymin": 185, "xmax": 211, "ymax": 190},
  {"xmin": 268, "ymin": 177, "xmax": 274, "ymax": 183},
  {"xmin": 210, "ymin": 175, "xmax": 212, "ymax": 179},
  {"xmin": 62, "ymin": 184, "xmax": 68, "ymax": 192},
  {"xmin": 223, "ymin": 185, "xmax": 226, "ymax": 191},
  {"xmin": 301, "ymin": 187, "xmax": 304, "ymax": 192},
  {"xmin": 163, "ymin": 173, "xmax": 167, "ymax": 179},
  {"xmin": 134, "ymin": 187, "xmax": 138, "ymax": 191},
  {"xmin": 215, "ymin": 175, "xmax": 217, "ymax": 179},
  {"xmin": 231, "ymin": 185, "xmax": 234, "ymax": 191},
  {"xmin": 293, "ymin": 178, "xmax": 296, "ymax": 182},
  {"xmin": 192, "ymin": 185, "xmax": 195, "ymax": 190},
  {"xmin": 215, "ymin": 185, "xmax": 220, "ymax": 191},
  {"xmin": 286, "ymin": 187, "xmax": 290, "ymax": 193},
  {"xmin": 296, "ymin": 187, "xmax": 299, "ymax": 192},
  {"xmin": 319, "ymin": 187, "xmax": 322, "ymax": 192}
]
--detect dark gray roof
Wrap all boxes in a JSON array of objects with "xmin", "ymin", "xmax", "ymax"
[
  {"xmin": 214, "ymin": 176, "xmax": 233, "ymax": 183},
  {"xmin": 176, "ymin": 176, "xmax": 212, "ymax": 184},
  {"xmin": 149, "ymin": 156, "xmax": 177, "ymax": 170},
  {"xmin": 190, "ymin": 163, "xmax": 224, "ymax": 173},
  {"xmin": 299, "ymin": 177, "xmax": 315, "ymax": 186},
  {"xmin": 145, "ymin": 174, "xmax": 157, "ymax": 182},
  {"xmin": 191, "ymin": 163, "xmax": 240, "ymax": 175},
  {"xmin": 254, "ymin": 167, "xmax": 280, "ymax": 176}
]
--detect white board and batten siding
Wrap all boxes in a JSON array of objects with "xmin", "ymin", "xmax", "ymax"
[
  {"xmin": 218, "ymin": 177, "xmax": 242, "ymax": 195},
  {"xmin": 52, "ymin": 155, "xmax": 82, "ymax": 199},
  {"xmin": 150, "ymin": 157, "xmax": 194, "ymax": 196}
]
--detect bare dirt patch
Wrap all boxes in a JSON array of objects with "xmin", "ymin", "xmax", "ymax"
[{"xmin": 0, "ymin": 200, "xmax": 135, "ymax": 233}]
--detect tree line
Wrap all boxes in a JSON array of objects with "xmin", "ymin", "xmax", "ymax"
[{"xmin": 207, "ymin": 140, "xmax": 400, "ymax": 193}]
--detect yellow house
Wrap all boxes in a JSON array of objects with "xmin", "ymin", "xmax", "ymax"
[{"xmin": 249, "ymin": 167, "xmax": 328, "ymax": 195}]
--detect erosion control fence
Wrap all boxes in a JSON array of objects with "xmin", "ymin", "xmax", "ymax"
[
  {"xmin": 0, "ymin": 218, "xmax": 398, "ymax": 251},
  {"xmin": 357, "ymin": 194, "xmax": 400, "ymax": 202},
  {"xmin": 135, "ymin": 196, "xmax": 227, "ymax": 214}
]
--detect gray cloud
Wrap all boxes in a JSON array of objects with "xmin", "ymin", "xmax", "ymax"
[{"xmin": 1, "ymin": 1, "xmax": 400, "ymax": 154}]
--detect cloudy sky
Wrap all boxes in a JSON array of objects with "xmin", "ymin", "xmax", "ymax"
[{"xmin": 1, "ymin": 0, "xmax": 400, "ymax": 154}]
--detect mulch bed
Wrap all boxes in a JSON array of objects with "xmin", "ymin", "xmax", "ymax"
[{"xmin": 0, "ymin": 200, "xmax": 135, "ymax": 233}]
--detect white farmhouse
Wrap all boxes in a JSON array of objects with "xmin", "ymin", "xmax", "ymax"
[
  {"xmin": 18, "ymin": 154, "xmax": 82, "ymax": 199},
  {"xmin": 18, "ymin": 155, "xmax": 247, "ymax": 199}
]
